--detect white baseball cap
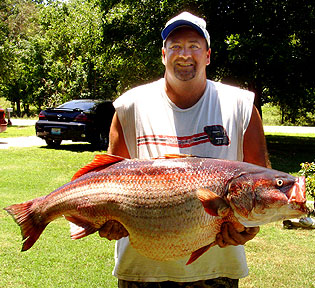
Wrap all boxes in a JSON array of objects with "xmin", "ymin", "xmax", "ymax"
[{"xmin": 161, "ymin": 12, "xmax": 210, "ymax": 48}]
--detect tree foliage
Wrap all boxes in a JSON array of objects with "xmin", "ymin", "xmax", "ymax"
[
  {"xmin": 0, "ymin": 0, "xmax": 314, "ymax": 122},
  {"xmin": 204, "ymin": 0, "xmax": 315, "ymax": 123},
  {"xmin": 0, "ymin": 0, "xmax": 105, "ymax": 115}
]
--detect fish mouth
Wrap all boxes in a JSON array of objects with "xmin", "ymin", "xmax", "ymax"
[{"xmin": 288, "ymin": 176, "xmax": 307, "ymax": 211}]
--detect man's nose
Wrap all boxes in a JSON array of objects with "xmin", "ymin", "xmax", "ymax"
[{"xmin": 179, "ymin": 47, "xmax": 191, "ymax": 57}]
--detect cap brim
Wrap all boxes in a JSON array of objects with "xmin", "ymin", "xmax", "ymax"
[{"xmin": 161, "ymin": 20, "xmax": 205, "ymax": 41}]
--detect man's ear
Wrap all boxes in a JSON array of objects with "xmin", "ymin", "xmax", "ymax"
[
  {"xmin": 161, "ymin": 47, "xmax": 166, "ymax": 65},
  {"xmin": 206, "ymin": 48, "xmax": 211, "ymax": 66}
]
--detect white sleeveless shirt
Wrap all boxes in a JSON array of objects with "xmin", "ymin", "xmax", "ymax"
[{"xmin": 112, "ymin": 78, "xmax": 254, "ymax": 282}]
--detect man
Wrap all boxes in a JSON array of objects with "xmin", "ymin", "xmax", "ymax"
[{"xmin": 101, "ymin": 12, "xmax": 269, "ymax": 288}]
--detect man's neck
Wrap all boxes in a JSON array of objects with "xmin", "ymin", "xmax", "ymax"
[{"xmin": 164, "ymin": 76, "xmax": 207, "ymax": 109}]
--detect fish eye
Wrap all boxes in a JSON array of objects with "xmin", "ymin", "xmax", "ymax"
[{"xmin": 276, "ymin": 179, "xmax": 284, "ymax": 187}]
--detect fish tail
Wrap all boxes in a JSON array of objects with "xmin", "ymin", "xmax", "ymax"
[{"xmin": 4, "ymin": 200, "xmax": 47, "ymax": 251}]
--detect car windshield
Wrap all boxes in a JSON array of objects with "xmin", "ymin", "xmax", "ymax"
[{"xmin": 57, "ymin": 100, "xmax": 97, "ymax": 111}]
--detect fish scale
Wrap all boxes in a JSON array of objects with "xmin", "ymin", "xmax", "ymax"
[{"xmin": 4, "ymin": 154, "xmax": 307, "ymax": 264}]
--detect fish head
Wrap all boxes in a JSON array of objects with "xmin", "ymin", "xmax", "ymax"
[{"xmin": 226, "ymin": 170, "xmax": 307, "ymax": 227}]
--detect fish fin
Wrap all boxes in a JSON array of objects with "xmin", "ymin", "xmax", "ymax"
[
  {"xmin": 196, "ymin": 188, "xmax": 230, "ymax": 217},
  {"xmin": 4, "ymin": 200, "xmax": 47, "ymax": 251},
  {"xmin": 65, "ymin": 216, "xmax": 97, "ymax": 239},
  {"xmin": 186, "ymin": 242, "xmax": 216, "ymax": 265},
  {"xmin": 72, "ymin": 154, "xmax": 125, "ymax": 181},
  {"xmin": 153, "ymin": 154, "xmax": 194, "ymax": 159}
]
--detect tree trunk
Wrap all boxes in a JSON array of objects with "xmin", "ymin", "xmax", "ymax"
[
  {"xmin": 248, "ymin": 81, "xmax": 263, "ymax": 118},
  {"xmin": 15, "ymin": 99, "xmax": 21, "ymax": 117}
]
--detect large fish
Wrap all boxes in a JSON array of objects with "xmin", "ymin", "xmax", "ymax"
[{"xmin": 4, "ymin": 154, "xmax": 307, "ymax": 264}]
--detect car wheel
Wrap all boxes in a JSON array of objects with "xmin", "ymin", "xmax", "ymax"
[
  {"xmin": 45, "ymin": 139, "xmax": 62, "ymax": 147},
  {"xmin": 91, "ymin": 133, "xmax": 108, "ymax": 150}
]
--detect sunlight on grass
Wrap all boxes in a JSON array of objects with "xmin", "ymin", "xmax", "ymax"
[
  {"xmin": 0, "ymin": 125, "xmax": 35, "ymax": 138},
  {"xmin": 241, "ymin": 222, "xmax": 315, "ymax": 288}
]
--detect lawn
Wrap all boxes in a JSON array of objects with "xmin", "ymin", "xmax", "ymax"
[
  {"xmin": 0, "ymin": 133, "xmax": 314, "ymax": 287},
  {"xmin": 0, "ymin": 125, "xmax": 35, "ymax": 138}
]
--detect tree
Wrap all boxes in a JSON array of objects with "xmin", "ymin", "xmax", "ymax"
[
  {"xmin": 0, "ymin": 0, "xmax": 42, "ymax": 115},
  {"xmin": 0, "ymin": 0, "xmax": 314, "ymax": 122},
  {"xmin": 200, "ymin": 0, "xmax": 315, "ymax": 122},
  {"xmin": 37, "ymin": 0, "xmax": 105, "ymax": 105}
]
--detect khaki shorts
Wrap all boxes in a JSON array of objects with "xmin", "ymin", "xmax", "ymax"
[{"xmin": 118, "ymin": 277, "xmax": 239, "ymax": 288}]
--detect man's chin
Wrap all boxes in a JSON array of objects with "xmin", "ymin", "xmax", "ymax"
[{"xmin": 174, "ymin": 73, "xmax": 195, "ymax": 81}]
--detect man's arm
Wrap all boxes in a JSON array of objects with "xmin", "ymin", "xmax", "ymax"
[{"xmin": 107, "ymin": 112, "xmax": 131, "ymax": 158}]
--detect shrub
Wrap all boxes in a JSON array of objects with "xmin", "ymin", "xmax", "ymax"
[{"xmin": 299, "ymin": 161, "xmax": 315, "ymax": 201}]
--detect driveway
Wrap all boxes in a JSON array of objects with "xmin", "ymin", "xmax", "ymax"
[
  {"xmin": 0, "ymin": 119, "xmax": 83, "ymax": 149},
  {"xmin": 264, "ymin": 125, "xmax": 315, "ymax": 134},
  {"xmin": 0, "ymin": 136, "xmax": 46, "ymax": 149}
]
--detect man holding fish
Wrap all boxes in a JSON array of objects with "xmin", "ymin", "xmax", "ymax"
[
  {"xmin": 5, "ymin": 11, "xmax": 307, "ymax": 288},
  {"xmin": 103, "ymin": 11, "xmax": 269, "ymax": 288}
]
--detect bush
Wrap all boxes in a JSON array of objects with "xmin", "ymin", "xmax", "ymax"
[
  {"xmin": 299, "ymin": 162, "xmax": 315, "ymax": 217},
  {"xmin": 299, "ymin": 162, "xmax": 315, "ymax": 201}
]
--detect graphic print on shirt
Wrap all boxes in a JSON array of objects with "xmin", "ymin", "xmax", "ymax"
[
  {"xmin": 137, "ymin": 125, "xmax": 230, "ymax": 148},
  {"xmin": 204, "ymin": 125, "xmax": 230, "ymax": 146}
]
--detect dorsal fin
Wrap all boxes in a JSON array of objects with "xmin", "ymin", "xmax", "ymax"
[{"xmin": 72, "ymin": 154, "xmax": 126, "ymax": 181}]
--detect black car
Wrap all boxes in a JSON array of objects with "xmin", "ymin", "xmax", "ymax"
[{"xmin": 35, "ymin": 99, "xmax": 115, "ymax": 149}]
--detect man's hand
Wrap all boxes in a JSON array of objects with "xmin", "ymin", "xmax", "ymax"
[
  {"xmin": 99, "ymin": 220, "xmax": 129, "ymax": 240},
  {"xmin": 216, "ymin": 222, "xmax": 260, "ymax": 248}
]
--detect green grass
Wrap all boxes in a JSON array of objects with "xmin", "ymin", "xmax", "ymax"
[
  {"xmin": 0, "ymin": 135, "xmax": 315, "ymax": 287},
  {"xmin": 262, "ymin": 103, "xmax": 283, "ymax": 126},
  {"xmin": 262, "ymin": 103, "xmax": 315, "ymax": 126},
  {"xmin": 241, "ymin": 221, "xmax": 315, "ymax": 288},
  {"xmin": 0, "ymin": 125, "xmax": 36, "ymax": 138}
]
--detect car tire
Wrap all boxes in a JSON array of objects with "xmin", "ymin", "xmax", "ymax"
[
  {"xmin": 45, "ymin": 139, "xmax": 62, "ymax": 147},
  {"xmin": 90, "ymin": 132, "xmax": 108, "ymax": 150}
]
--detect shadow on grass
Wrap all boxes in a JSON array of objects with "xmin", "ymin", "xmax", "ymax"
[
  {"xmin": 266, "ymin": 134, "xmax": 315, "ymax": 174},
  {"xmin": 40, "ymin": 143, "xmax": 106, "ymax": 153}
]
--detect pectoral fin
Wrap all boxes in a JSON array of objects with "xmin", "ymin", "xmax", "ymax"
[
  {"xmin": 186, "ymin": 242, "xmax": 216, "ymax": 265},
  {"xmin": 196, "ymin": 188, "xmax": 230, "ymax": 217}
]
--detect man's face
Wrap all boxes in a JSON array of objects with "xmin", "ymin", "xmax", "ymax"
[{"xmin": 162, "ymin": 27, "xmax": 211, "ymax": 82}]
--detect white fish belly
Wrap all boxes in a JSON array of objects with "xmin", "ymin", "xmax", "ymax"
[{"xmin": 121, "ymin": 196, "xmax": 218, "ymax": 261}]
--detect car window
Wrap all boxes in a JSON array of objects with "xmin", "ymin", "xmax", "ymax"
[{"xmin": 58, "ymin": 101, "xmax": 97, "ymax": 111}]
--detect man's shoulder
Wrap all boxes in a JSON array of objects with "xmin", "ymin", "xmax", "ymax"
[
  {"xmin": 209, "ymin": 80, "xmax": 252, "ymax": 94},
  {"xmin": 207, "ymin": 80, "xmax": 254, "ymax": 103}
]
